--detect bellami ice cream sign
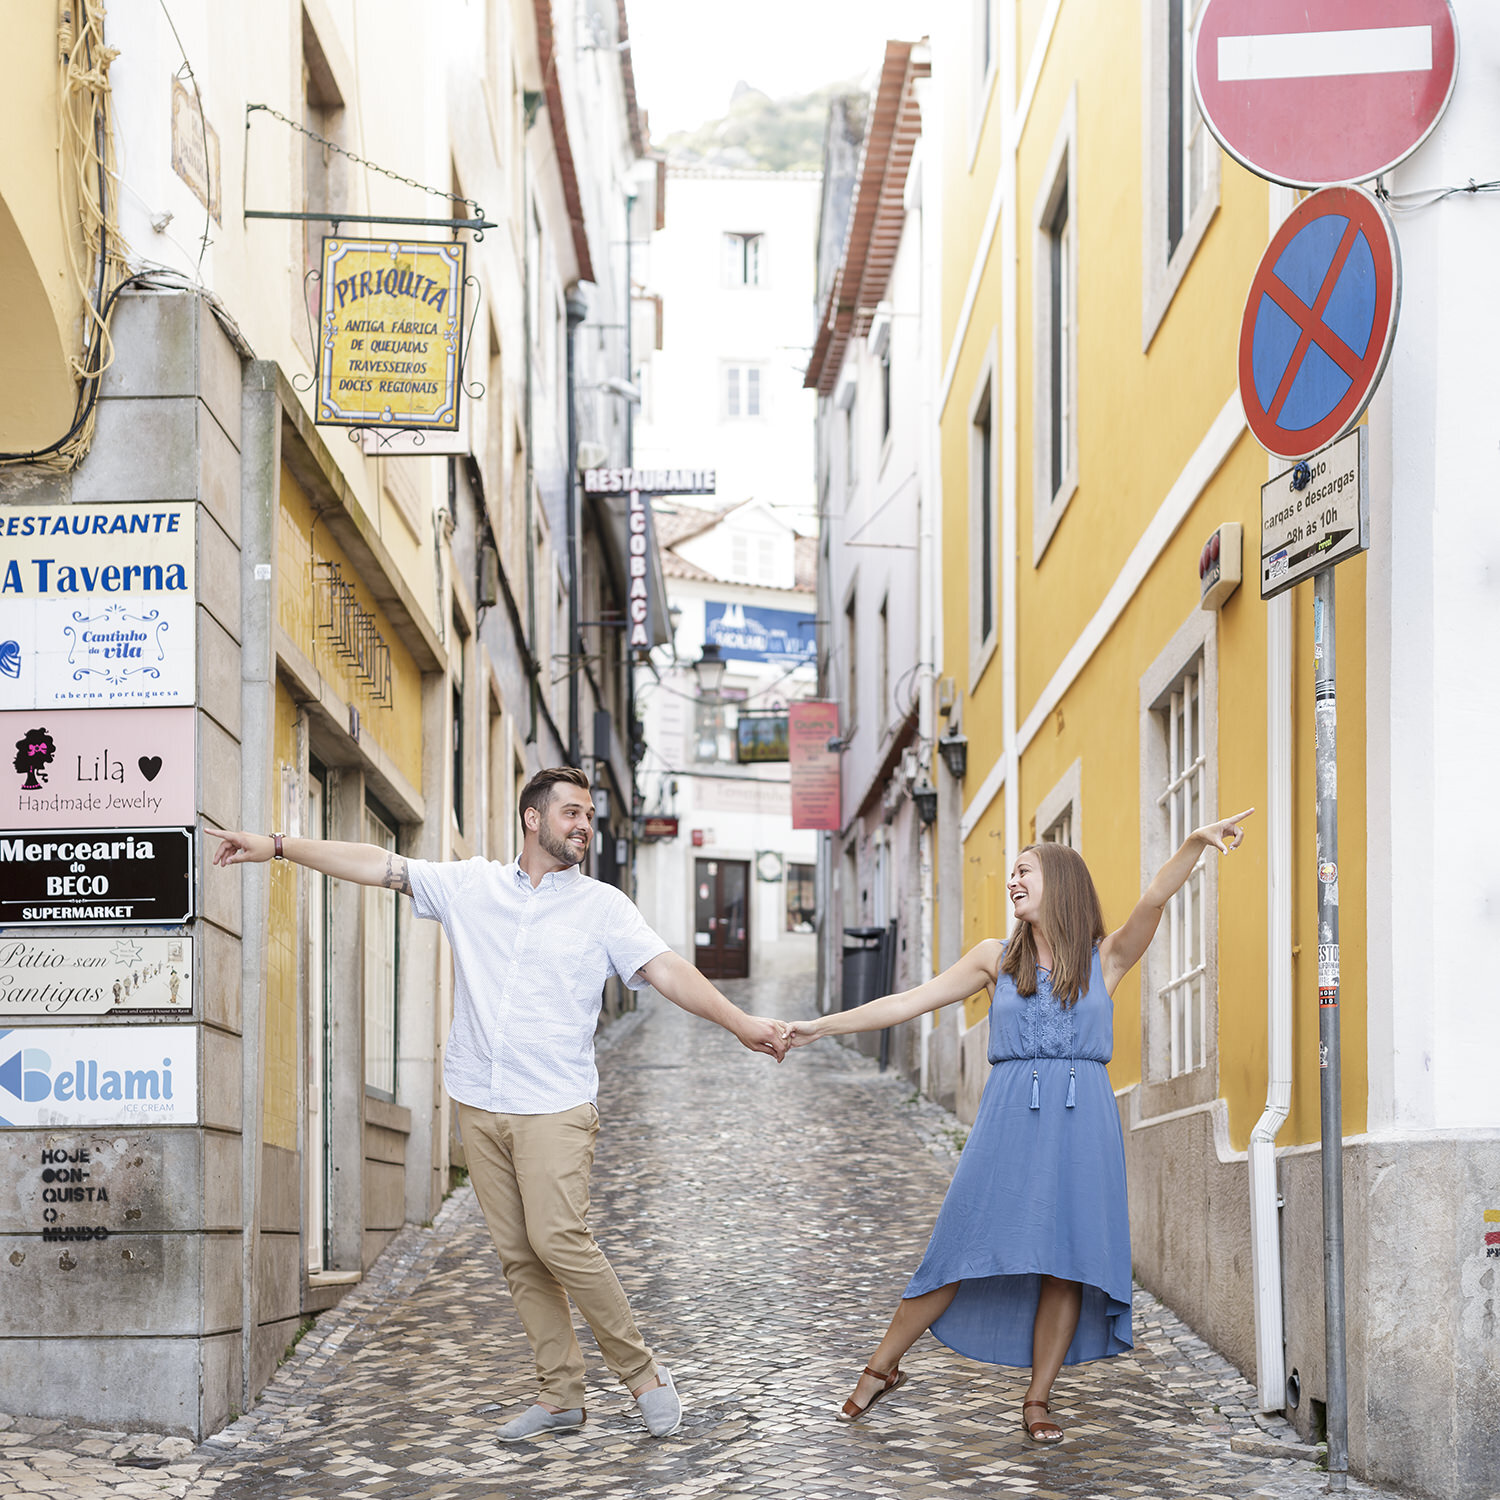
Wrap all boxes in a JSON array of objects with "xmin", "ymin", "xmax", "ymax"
[
  {"xmin": 0, "ymin": 1025, "xmax": 197, "ymax": 1127},
  {"xmin": 0, "ymin": 503, "xmax": 196, "ymax": 708}
]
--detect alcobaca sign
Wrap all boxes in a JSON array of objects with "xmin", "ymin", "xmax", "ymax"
[
  {"xmin": 317, "ymin": 238, "xmax": 467, "ymax": 432},
  {"xmin": 627, "ymin": 490, "xmax": 651, "ymax": 652}
]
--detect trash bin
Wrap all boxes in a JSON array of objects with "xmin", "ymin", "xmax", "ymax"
[{"xmin": 841, "ymin": 926, "xmax": 887, "ymax": 1011}]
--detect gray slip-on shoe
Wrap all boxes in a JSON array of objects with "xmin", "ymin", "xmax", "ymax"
[
  {"xmin": 495, "ymin": 1404, "xmax": 586, "ymax": 1443},
  {"xmin": 635, "ymin": 1366, "xmax": 682, "ymax": 1438}
]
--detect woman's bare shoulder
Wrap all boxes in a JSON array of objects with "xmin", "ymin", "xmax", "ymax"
[{"xmin": 968, "ymin": 937, "xmax": 1006, "ymax": 982}]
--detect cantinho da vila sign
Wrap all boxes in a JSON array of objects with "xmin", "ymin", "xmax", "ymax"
[{"xmin": 0, "ymin": 503, "xmax": 196, "ymax": 708}]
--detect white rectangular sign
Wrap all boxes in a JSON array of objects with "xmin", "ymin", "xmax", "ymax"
[
  {"xmin": 0, "ymin": 1023, "xmax": 197, "ymax": 1128},
  {"xmin": 0, "ymin": 935, "xmax": 192, "ymax": 1017},
  {"xmin": 0, "ymin": 503, "xmax": 196, "ymax": 707},
  {"xmin": 1260, "ymin": 427, "xmax": 1370, "ymax": 601}
]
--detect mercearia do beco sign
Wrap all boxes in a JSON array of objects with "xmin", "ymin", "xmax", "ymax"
[
  {"xmin": 317, "ymin": 238, "xmax": 466, "ymax": 432},
  {"xmin": 0, "ymin": 503, "xmax": 196, "ymax": 708},
  {"xmin": 0, "ymin": 827, "xmax": 194, "ymax": 927}
]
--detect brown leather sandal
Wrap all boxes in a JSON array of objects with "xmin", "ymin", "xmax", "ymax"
[
  {"xmin": 1022, "ymin": 1399, "xmax": 1063, "ymax": 1442},
  {"xmin": 837, "ymin": 1364, "xmax": 907, "ymax": 1423}
]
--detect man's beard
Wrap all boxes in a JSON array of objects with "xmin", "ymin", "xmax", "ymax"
[{"xmin": 538, "ymin": 822, "xmax": 587, "ymax": 866}]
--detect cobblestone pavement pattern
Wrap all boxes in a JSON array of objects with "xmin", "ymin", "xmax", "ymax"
[{"xmin": 1, "ymin": 969, "xmax": 1412, "ymax": 1500}]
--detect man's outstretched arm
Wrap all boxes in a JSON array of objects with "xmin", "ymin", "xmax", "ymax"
[
  {"xmin": 207, "ymin": 830, "xmax": 411, "ymax": 893},
  {"xmin": 636, "ymin": 949, "xmax": 786, "ymax": 1061}
]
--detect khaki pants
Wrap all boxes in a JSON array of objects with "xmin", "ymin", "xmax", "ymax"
[{"xmin": 457, "ymin": 1100, "xmax": 657, "ymax": 1409}]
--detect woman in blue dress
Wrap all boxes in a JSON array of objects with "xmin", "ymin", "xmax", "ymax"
[{"xmin": 787, "ymin": 808, "xmax": 1253, "ymax": 1440}]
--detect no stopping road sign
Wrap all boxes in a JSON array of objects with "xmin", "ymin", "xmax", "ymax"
[{"xmin": 1238, "ymin": 186, "xmax": 1400, "ymax": 461}]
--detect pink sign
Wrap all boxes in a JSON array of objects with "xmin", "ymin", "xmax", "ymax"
[
  {"xmin": 1, "ymin": 707, "xmax": 195, "ymax": 828},
  {"xmin": 789, "ymin": 701, "xmax": 842, "ymax": 832}
]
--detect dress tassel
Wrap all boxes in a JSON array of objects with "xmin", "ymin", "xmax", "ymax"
[
  {"xmin": 1030, "ymin": 1068, "xmax": 1039, "ymax": 1110},
  {"xmin": 1065, "ymin": 1066, "xmax": 1076, "ymax": 1109}
]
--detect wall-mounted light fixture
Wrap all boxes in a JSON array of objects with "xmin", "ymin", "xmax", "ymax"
[
  {"xmin": 937, "ymin": 727, "xmax": 968, "ymax": 781},
  {"xmin": 912, "ymin": 780, "xmax": 938, "ymax": 826}
]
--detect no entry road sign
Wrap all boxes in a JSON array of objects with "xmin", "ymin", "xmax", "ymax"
[
  {"xmin": 1238, "ymin": 186, "xmax": 1400, "ymax": 461},
  {"xmin": 1194, "ymin": 0, "xmax": 1458, "ymax": 188}
]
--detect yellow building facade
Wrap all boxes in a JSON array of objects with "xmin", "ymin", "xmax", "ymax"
[{"xmin": 924, "ymin": 2, "xmax": 1469, "ymax": 1491}]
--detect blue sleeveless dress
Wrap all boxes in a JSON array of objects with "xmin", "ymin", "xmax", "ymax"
[{"xmin": 904, "ymin": 948, "xmax": 1133, "ymax": 1366}]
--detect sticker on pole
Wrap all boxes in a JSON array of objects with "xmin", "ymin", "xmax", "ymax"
[
  {"xmin": 1261, "ymin": 428, "xmax": 1369, "ymax": 600},
  {"xmin": 1239, "ymin": 186, "xmax": 1399, "ymax": 462},
  {"xmin": 1193, "ymin": 0, "xmax": 1459, "ymax": 188}
]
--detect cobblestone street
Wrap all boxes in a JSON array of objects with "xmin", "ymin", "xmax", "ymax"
[{"xmin": 1, "ymin": 971, "xmax": 1407, "ymax": 1500}]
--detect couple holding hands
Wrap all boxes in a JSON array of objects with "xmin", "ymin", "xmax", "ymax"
[{"xmin": 212, "ymin": 764, "xmax": 1252, "ymax": 1445}]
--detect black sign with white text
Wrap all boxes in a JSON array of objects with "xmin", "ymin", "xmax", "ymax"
[{"xmin": 0, "ymin": 826, "xmax": 195, "ymax": 926}]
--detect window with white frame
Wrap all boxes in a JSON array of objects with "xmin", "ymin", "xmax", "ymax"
[
  {"xmin": 723, "ymin": 231, "xmax": 765, "ymax": 286},
  {"xmin": 731, "ymin": 532, "xmax": 750, "ymax": 579},
  {"xmin": 1034, "ymin": 757, "xmax": 1082, "ymax": 853},
  {"xmin": 724, "ymin": 364, "xmax": 764, "ymax": 419},
  {"xmin": 969, "ymin": 0, "xmax": 997, "ymax": 148},
  {"xmin": 363, "ymin": 804, "xmax": 399, "ymax": 1100},
  {"xmin": 968, "ymin": 364, "xmax": 997, "ymax": 682},
  {"xmin": 1142, "ymin": 0, "xmax": 1220, "ymax": 346},
  {"xmin": 1156, "ymin": 659, "xmax": 1207, "ymax": 1076},
  {"xmin": 1033, "ymin": 93, "xmax": 1079, "ymax": 562}
]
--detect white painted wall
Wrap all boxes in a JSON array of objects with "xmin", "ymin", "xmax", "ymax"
[
  {"xmin": 1365, "ymin": 0, "xmax": 1500, "ymax": 1133},
  {"xmin": 633, "ymin": 168, "xmax": 822, "ymax": 531}
]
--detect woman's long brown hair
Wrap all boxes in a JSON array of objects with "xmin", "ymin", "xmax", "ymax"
[{"xmin": 1000, "ymin": 842, "xmax": 1106, "ymax": 1006}]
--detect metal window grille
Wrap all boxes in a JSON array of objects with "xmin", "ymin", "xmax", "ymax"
[{"xmin": 1156, "ymin": 659, "xmax": 1207, "ymax": 1076}]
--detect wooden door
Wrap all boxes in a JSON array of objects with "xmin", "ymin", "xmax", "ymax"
[{"xmin": 693, "ymin": 858, "xmax": 750, "ymax": 980}]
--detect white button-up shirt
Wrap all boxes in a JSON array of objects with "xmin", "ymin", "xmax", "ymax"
[{"xmin": 408, "ymin": 858, "xmax": 669, "ymax": 1115}]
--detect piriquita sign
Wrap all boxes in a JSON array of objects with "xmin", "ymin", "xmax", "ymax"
[
  {"xmin": 316, "ymin": 237, "xmax": 466, "ymax": 431},
  {"xmin": 0, "ymin": 1025, "xmax": 198, "ymax": 1127},
  {"xmin": 0, "ymin": 503, "xmax": 196, "ymax": 708}
]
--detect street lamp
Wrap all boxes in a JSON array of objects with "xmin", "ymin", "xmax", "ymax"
[
  {"xmin": 937, "ymin": 727, "xmax": 968, "ymax": 780},
  {"xmin": 912, "ymin": 779, "xmax": 938, "ymax": 826},
  {"xmin": 693, "ymin": 641, "xmax": 727, "ymax": 698}
]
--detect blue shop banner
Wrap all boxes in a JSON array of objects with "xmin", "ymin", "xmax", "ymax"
[{"xmin": 704, "ymin": 601, "xmax": 815, "ymax": 665}]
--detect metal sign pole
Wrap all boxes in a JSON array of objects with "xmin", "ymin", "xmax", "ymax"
[{"xmin": 1314, "ymin": 566, "xmax": 1348, "ymax": 1491}]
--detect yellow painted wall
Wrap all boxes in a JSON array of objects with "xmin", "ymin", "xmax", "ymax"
[
  {"xmin": 0, "ymin": 7, "xmax": 91, "ymax": 448},
  {"xmin": 263, "ymin": 680, "xmax": 300, "ymax": 1152},
  {"xmin": 278, "ymin": 463, "xmax": 424, "ymax": 790},
  {"xmin": 938, "ymin": 0, "xmax": 1368, "ymax": 1150}
]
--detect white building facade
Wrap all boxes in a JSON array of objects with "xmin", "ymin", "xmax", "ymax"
[{"xmin": 631, "ymin": 163, "xmax": 824, "ymax": 978}]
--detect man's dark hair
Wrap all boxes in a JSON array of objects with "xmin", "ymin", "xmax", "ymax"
[{"xmin": 519, "ymin": 766, "xmax": 591, "ymax": 827}]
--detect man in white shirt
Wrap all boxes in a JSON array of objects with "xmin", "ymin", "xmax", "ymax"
[{"xmin": 210, "ymin": 766, "xmax": 787, "ymax": 1442}]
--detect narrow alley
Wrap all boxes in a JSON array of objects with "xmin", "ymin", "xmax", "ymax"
[{"xmin": 1, "ymin": 972, "xmax": 1398, "ymax": 1500}]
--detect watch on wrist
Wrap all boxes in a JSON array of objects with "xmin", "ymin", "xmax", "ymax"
[{"xmin": 272, "ymin": 833, "xmax": 285, "ymax": 860}]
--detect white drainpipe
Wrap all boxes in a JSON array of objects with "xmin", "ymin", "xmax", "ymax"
[
  {"xmin": 1249, "ymin": 586, "xmax": 1294, "ymax": 1410},
  {"xmin": 1247, "ymin": 183, "xmax": 1297, "ymax": 1414},
  {"xmin": 912, "ymin": 66, "xmax": 937, "ymax": 1096}
]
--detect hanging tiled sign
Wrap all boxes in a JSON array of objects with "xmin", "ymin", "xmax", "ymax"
[
  {"xmin": 1, "ymin": 707, "xmax": 195, "ymax": 828},
  {"xmin": 316, "ymin": 237, "xmax": 466, "ymax": 432},
  {"xmin": 0, "ymin": 503, "xmax": 196, "ymax": 708},
  {"xmin": 0, "ymin": 934, "xmax": 192, "ymax": 1016}
]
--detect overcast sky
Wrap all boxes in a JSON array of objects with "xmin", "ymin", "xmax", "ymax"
[{"xmin": 625, "ymin": 0, "xmax": 932, "ymax": 138}]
